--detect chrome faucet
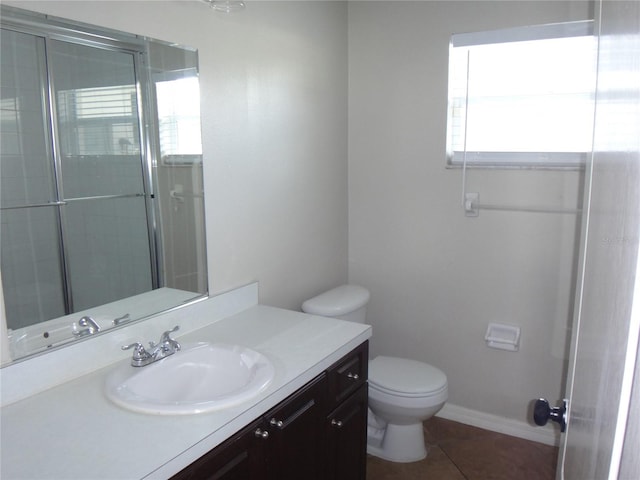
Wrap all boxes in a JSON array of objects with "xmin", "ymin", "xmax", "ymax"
[
  {"xmin": 122, "ymin": 326, "xmax": 181, "ymax": 367},
  {"xmin": 73, "ymin": 316, "xmax": 101, "ymax": 337}
]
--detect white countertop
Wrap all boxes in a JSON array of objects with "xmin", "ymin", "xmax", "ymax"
[{"xmin": 0, "ymin": 304, "xmax": 371, "ymax": 479}]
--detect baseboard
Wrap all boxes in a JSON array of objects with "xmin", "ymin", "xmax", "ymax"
[{"xmin": 436, "ymin": 403, "xmax": 560, "ymax": 447}]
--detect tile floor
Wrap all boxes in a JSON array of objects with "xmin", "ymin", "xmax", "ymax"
[{"xmin": 367, "ymin": 417, "xmax": 558, "ymax": 480}]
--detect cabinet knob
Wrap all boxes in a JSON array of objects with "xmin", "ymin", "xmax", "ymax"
[
  {"xmin": 254, "ymin": 428, "xmax": 269, "ymax": 439},
  {"xmin": 331, "ymin": 419, "xmax": 343, "ymax": 428},
  {"xmin": 269, "ymin": 417, "xmax": 284, "ymax": 429},
  {"xmin": 346, "ymin": 372, "xmax": 359, "ymax": 380}
]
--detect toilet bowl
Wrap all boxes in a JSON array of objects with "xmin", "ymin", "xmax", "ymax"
[
  {"xmin": 367, "ymin": 356, "xmax": 447, "ymax": 462},
  {"xmin": 302, "ymin": 285, "xmax": 448, "ymax": 463}
]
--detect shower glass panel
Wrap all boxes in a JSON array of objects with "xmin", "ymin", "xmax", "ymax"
[
  {"xmin": 0, "ymin": 30, "xmax": 57, "ymax": 207},
  {"xmin": 49, "ymin": 41, "xmax": 145, "ymax": 197},
  {"xmin": 1, "ymin": 26, "xmax": 155, "ymax": 328},
  {"xmin": 47, "ymin": 40, "xmax": 153, "ymax": 311},
  {"xmin": 0, "ymin": 29, "xmax": 66, "ymax": 329},
  {"xmin": 1, "ymin": 209, "xmax": 66, "ymax": 329},
  {"xmin": 63, "ymin": 197, "xmax": 152, "ymax": 311}
]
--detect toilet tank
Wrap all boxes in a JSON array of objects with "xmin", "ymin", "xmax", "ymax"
[{"xmin": 301, "ymin": 285, "xmax": 371, "ymax": 324}]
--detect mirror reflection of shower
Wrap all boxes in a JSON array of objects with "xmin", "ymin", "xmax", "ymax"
[{"xmin": 0, "ymin": 8, "xmax": 207, "ymax": 361}]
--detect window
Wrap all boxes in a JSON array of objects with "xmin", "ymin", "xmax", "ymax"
[
  {"xmin": 57, "ymin": 85, "xmax": 140, "ymax": 156},
  {"xmin": 155, "ymin": 74, "xmax": 203, "ymax": 165},
  {"xmin": 446, "ymin": 21, "xmax": 597, "ymax": 168}
]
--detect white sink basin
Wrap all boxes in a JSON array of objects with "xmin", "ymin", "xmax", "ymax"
[{"xmin": 105, "ymin": 342, "xmax": 275, "ymax": 415}]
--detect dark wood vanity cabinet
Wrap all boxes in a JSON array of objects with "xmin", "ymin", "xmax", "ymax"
[
  {"xmin": 172, "ymin": 341, "xmax": 368, "ymax": 480},
  {"xmin": 263, "ymin": 374, "xmax": 328, "ymax": 480},
  {"xmin": 325, "ymin": 383, "xmax": 368, "ymax": 480},
  {"xmin": 325, "ymin": 341, "xmax": 369, "ymax": 480},
  {"xmin": 172, "ymin": 417, "xmax": 266, "ymax": 480}
]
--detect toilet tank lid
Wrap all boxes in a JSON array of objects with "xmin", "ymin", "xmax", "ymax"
[{"xmin": 302, "ymin": 285, "xmax": 370, "ymax": 317}]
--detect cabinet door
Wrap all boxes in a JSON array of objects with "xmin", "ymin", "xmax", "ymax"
[
  {"xmin": 327, "ymin": 342, "xmax": 368, "ymax": 408},
  {"xmin": 265, "ymin": 374, "xmax": 328, "ymax": 480},
  {"xmin": 326, "ymin": 383, "xmax": 368, "ymax": 480},
  {"xmin": 171, "ymin": 419, "xmax": 267, "ymax": 480}
]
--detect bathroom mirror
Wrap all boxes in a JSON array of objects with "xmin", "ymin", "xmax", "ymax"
[{"xmin": 0, "ymin": 6, "xmax": 207, "ymax": 364}]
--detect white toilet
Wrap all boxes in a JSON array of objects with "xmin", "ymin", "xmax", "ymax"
[{"xmin": 302, "ymin": 284, "xmax": 448, "ymax": 463}]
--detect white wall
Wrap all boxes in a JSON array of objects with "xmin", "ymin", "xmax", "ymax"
[
  {"xmin": 4, "ymin": 0, "xmax": 597, "ymax": 436},
  {"xmin": 3, "ymin": 1, "xmax": 350, "ymax": 311},
  {"xmin": 348, "ymin": 0, "xmax": 592, "ymax": 426}
]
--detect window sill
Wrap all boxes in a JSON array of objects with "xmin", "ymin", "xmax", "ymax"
[{"xmin": 447, "ymin": 151, "xmax": 588, "ymax": 170}]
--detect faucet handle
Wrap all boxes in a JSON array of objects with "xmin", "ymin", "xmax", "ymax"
[
  {"xmin": 165, "ymin": 325, "xmax": 179, "ymax": 336},
  {"xmin": 160, "ymin": 325, "xmax": 179, "ymax": 340},
  {"xmin": 159, "ymin": 326, "xmax": 181, "ymax": 352},
  {"xmin": 78, "ymin": 316, "xmax": 101, "ymax": 333},
  {"xmin": 122, "ymin": 342, "xmax": 152, "ymax": 362},
  {"xmin": 112, "ymin": 313, "xmax": 131, "ymax": 326}
]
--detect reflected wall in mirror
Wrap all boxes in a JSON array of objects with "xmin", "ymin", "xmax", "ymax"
[{"xmin": 0, "ymin": 6, "xmax": 207, "ymax": 364}]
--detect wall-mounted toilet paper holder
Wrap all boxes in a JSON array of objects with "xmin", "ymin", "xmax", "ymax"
[{"xmin": 484, "ymin": 323, "xmax": 520, "ymax": 351}]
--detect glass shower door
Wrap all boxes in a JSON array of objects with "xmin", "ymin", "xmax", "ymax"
[
  {"xmin": 1, "ymin": 28, "xmax": 156, "ymax": 331},
  {"xmin": 0, "ymin": 28, "xmax": 66, "ymax": 329},
  {"xmin": 48, "ymin": 39, "xmax": 154, "ymax": 311}
]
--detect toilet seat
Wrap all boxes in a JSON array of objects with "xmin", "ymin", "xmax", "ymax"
[{"xmin": 369, "ymin": 356, "xmax": 447, "ymax": 398}]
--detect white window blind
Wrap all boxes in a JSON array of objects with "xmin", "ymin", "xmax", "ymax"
[
  {"xmin": 446, "ymin": 21, "xmax": 597, "ymax": 168},
  {"xmin": 57, "ymin": 85, "xmax": 140, "ymax": 156}
]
